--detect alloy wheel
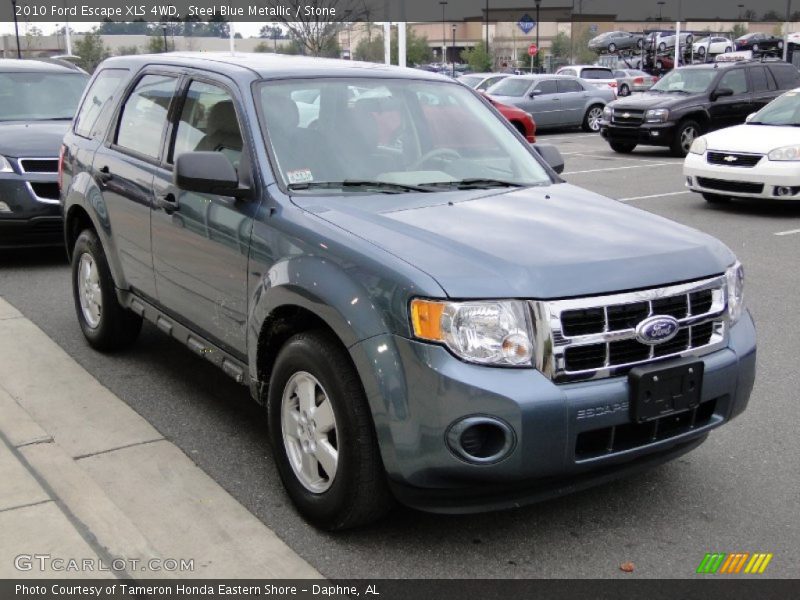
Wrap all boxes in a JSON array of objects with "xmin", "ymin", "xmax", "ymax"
[
  {"xmin": 587, "ymin": 107, "xmax": 603, "ymax": 131},
  {"xmin": 281, "ymin": 371, "xmax": 339, "ymax": 493},
  {"xmin": 680, "ymin": 125, "xmax": 698, "ymax": 153},
  {"xmin": 77, "ymin": 253, "xmax": 102, "ymax": 329}
]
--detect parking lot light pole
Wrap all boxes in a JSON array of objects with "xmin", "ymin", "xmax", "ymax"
[
  {"xmin": 452, "ymin": 24, "xmax": 457, "ymax": 77},
  {"xmin": 784, "ymin": 0, "xmax": 792, "ymax": 61},
  {"xmin": 162, "ymin": 26, "xmax": 168, "ymax": 53},
  {"xmin": 439, "ymin": 1, "xmax": 448, "ymax": 64},
  {"xmin": 11, "ymin": 0, "xmax": 22, "ymax": 59},
  {"xmin": 535, "ymin": 0, "xmax": 541, "ymax": 72}
]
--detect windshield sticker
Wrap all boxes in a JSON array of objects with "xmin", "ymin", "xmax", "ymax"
[{"xmin": 287, "ymin": 169, "xmax": 314, "ymax": 184}]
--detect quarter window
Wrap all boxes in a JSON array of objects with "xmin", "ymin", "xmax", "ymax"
[
  {"xmin": 749, "ymin": 67, "xmax": 775, "ymax": 92},
  {"xmin": 558, "ymin": 80, "xmax": 584, "ymax": 93},
  {"xmin": 116, "ymin": 75, "xmax": 178, "ymax": 159},
  {"xmin": 74, "ymin": 69, "xmax": 128, "ymax": 139},
  {"xmin": 172, "ymin": 81, "xmax": 244, "ymax": 169}
]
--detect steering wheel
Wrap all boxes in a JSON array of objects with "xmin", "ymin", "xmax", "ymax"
[{"xmin": 411, "ymin": 148, "xmax": 462, "ymax": 170}]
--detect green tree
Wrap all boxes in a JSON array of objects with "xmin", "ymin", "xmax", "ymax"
[
  {"xmin": 354, "ymin": 35, "xmax": 384, "ymax": 62},
  {"xmin": 254, "ymin": 41, "xmax": 271, "ymax": 53},
  {"xmin": 73, "ymin": 29, "xmax": 110, "ymax": 73},
  {"xmin": 460, "ymin": 41, "xmax": 492, "ymax": 72},
  {"xmin": 147, "ymin": 34, "xmax": 175, "ymax": 53},
  {"xmin": 762, "ymin": 10, "xmax": 782, "ymax": 21},
  {"xmin": 730, "ymin": 24, "xmax": 748, "ymax": 39},
  {"xmin": 549, "ymin": 31, "xmax": 571, "ymax": 60},
  {"xmin": 115, "ymin": 45, "xmax": 140, "ymax": 56},
  {"xmin": 392, "ymin": 29, "xmax": 433, "ymax": 66}
]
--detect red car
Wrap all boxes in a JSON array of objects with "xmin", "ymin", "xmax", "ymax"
[{"xmin": 482, "ymin": 93, "xmax": 537, "ymax": 143}]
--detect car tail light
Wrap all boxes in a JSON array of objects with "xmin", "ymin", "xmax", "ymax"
[
  {"xmin": 58, "ymin": 144, "xmax": 66, "ymax": 191},
  {"xmin": 608, "ymin": 81, "xmax": 617, "ymax": 87},
  {"xmin": 633, "ymin": 77, "xmax": 644, "ymax": 84}
]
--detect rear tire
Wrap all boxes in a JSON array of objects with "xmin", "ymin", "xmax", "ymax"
[
  {"xmin": 618, "ymin": 83, "xmax": 631, "ymax": 97},
  {"xmin": 582, "ymin": 105, "xmax": 604, "ymax": 132},
  {"xmin": 671, "ymin": 120, "xmax": 701, "ymax": 157},
  {"xmin": 610, "ymin": 141, "xmax": 637, "ymax": 153},
  {"xmin": 702, "ymin": 193, "xmax": 731, "ymax": 204},
  {"xmin": 71, "ymin": 229, "xmax": 142, "ymax": 351},
  {"xmin": 725, "ymin": 46, "xmax": 732, "ymax": 53},
  {"xmin": 267, "ymin": 330, "xmax": 393, "ymax": 530},
  {"xmin": 608, "ymin": 43, "xmax": 617, "ymax": 53}
]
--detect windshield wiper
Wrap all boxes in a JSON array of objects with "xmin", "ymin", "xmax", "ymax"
[
  {"xmin": 417, "ymin": 178, "xmax": 527, "ymax": 190},
  {"xmin": 287, "ymin": 180, "xmax": 432, "ymax": 193}
]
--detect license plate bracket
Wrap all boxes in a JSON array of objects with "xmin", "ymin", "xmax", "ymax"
[{"xmin": 629, "ymin": 361, "xmax": 704, "ymax": 423}]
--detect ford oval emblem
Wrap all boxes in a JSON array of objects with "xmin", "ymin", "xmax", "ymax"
[{"xmin": 635, "ymin": 315, "xmax": 680, "ymax": 345}]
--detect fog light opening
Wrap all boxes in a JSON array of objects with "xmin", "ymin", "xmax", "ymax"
[
  {"xmin": 775, "ymin": 186, "xmax": 794, "ymax": 197},
  {"xmin": 446, "ymin": 416, "xmax": 515, "ymax": 464}
]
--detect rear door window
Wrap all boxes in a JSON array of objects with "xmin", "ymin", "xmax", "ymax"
[
  {"xmin": 74, "ymin": 69, "xmax": 128, "ymax": 139},
  {"xmin": 769, "ymin": 65, "xmax": 800, "ymax": 90},
  {"xmin": 749, "ymin": 67, "xmax": 776, "ymax": 92},
  {"xmin": 115, "ymin": 74, "xmax": 178, "ymax": 160},
  {"xmin": 718, "ymin": 69, "xmax": 748, "ymax": 95}
]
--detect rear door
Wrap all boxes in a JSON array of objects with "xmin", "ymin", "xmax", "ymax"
[
  {"xmin": 747, "ymin": 66, "xmax": 779, "ymax": 112},
  {"xmin": 92, "ymin": 71, "xmax": 179, "ymax": 299},
  {"xmin": 556, "ymin": 79, "xmax": 588, "ymax": 126},
  {"xmin": 150, "ymin": 74, "xmax": 258, "ymax": 356}
]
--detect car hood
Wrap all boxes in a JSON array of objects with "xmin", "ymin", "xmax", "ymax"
[
  {"xmin": 703, "ymin": 123, "xmax": 800, "ymax": 154},
  {"xmin": 298, "ymin": 184, "xmax": 734, "ymax": 299},
  {"xmin": 610, "ymin": 92, "xmax": 699, "ymax": 110},
  {"xmin": 0, "ymin": 121, "xmax": 70, "ymax": 158}
]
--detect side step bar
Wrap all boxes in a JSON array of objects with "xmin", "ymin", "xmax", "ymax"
[{"xmin": 121, "ymin": 291, "xmax": 248, "ymax": 386}]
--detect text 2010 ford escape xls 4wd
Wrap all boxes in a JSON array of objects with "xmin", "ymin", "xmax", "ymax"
[{"xmin": 60, "ymin": 54, "xmax": 756, "ymax": 530}]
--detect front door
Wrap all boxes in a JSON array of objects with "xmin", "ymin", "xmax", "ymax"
[
  {"xmin": 150, "ymin": 77, "xmax": 258, "ymax": 356},
  {"xmin": 524, "ymin": 79, "xmax": 560, "ymax": 128},
  {"xmin": 708, "ymin": 69, "xmax": 752, "ymax": 130}
]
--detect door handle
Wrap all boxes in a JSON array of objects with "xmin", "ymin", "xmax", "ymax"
[
  {"xmin": 97, "ymin": 165, "xmax": 112, "ymax": 184},
  {"xmin": 156, "ymin": 192, "xmax": 179, "ymax": 214}
]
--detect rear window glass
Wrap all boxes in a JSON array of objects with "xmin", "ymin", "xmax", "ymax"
[
  {"xmin": 489, "ymin": 78, "xmax": 532, "ymax": 97},
  {"xmin": 74, "ymin": 69, "xmax": 128, "ymax": 139},
  {"xmin": 580, "ymin": 68, "xmax": 614, "ymax": 80}
]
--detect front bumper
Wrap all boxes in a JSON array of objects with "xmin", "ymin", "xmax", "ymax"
[
  {"xmin": 684, "ymin": 152, "xmax": 800, "ymax": 200},
  {"xmin": 601, "ymin": 121, "xmax": 676, "ymax": 147},
  {"xmin": 0, "ymin": 167, "xmax": 62, "ymax": 248},
  {"xmin": 350, "ymin": 311, "xmax": 756, "ymax": 513}
]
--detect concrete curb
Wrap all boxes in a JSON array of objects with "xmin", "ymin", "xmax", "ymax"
[{"xmin": 0, "ymin": 297, "xmax": 320, "ymax": 579}]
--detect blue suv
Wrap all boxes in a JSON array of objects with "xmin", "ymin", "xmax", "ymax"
[{"xmin": 61, "ymin": 53, "xmax": 756, "ymax": 529}]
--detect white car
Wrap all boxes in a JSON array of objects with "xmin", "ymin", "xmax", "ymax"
[
  {"xmin": 555, "ymin": 65, "xmax": 618, "ymax": 96},
  {"xmin": 692, "ymin": 36, "xmax": 734, "ymax": 57},
  {"xmin": 684, "ymin": 88, "xmax": 800, "ymax": 204}
]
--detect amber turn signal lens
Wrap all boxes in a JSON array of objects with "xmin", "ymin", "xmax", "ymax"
[{"xmin": 410, "ymin": 299, "xmax": 445, "ymax": 341}]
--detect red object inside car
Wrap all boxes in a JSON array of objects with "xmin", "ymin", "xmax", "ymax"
[{"xmin": 481, "ymin": 94, "xmax": 537, "ymax": 143}]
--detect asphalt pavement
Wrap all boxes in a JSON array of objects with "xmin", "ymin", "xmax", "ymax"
[{"xmin": 1, "ymin": 130, "xmax": 798, "ymax": 578}]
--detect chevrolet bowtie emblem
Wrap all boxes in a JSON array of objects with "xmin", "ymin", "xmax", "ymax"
[
  {"xmin": 622, "ymin": 112, "xmax": 632, "ymax": 118},
  {"xmin": 723, "ymin": 155, "xmax": 738, "ymax": 162}
]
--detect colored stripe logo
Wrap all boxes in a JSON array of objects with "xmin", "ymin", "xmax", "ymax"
[{"xmin": 696, "ymin": 552, "xmax": 773, "ymax": 574}]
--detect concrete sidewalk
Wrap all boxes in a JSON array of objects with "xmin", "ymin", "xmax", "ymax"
[{"xmin": 0, "ymin": 297, "xmax": 320, "ymax": 579}]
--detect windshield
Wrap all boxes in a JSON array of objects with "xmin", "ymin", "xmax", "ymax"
[
  {"xmin": 256, "ymin": 78, "xmax": 551, "ymax": 193},
  {"xmin": 650, "ymin": 69, "xmax": 717, "ymax": 94},
  {"xmin": 750, "ymin": 91, "xmax": 800, "ymax": 126},
  {"xmin": 0, "ymin": 72, "xmax": 88, "ymax": 121},
  {"xmin": 489, "ymin": 77, "xmax": 533, "ymax": 97}
]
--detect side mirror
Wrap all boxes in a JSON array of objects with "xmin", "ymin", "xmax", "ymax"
[
  {"xmin": 533, "ymin": 143, "xmax": 565, "ymax": 174},
  {"xmin": 745, "ymin": 112, "xmax": 757, "ymax": 122},
  {"xmin": 711, "ymin": 86, "xmax": 734, "ymax": 101},
  {"xmin": 174, "ymin": 152, "xmax": 249, "ymax": 199},
  {"xmin": 529, "ymin": 89, "xmax": 543, "ymax": 98}
]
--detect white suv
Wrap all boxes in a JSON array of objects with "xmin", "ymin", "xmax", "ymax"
[
  {"xmin": 684, "ymin": 88, "xmax": 800, "ymax": 203},
  {"xmin": 556, "ymin": 65, "xmax": 618, "ymax": 97}
]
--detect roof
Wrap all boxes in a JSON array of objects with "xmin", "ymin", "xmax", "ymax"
[
  {"xmin": 100, "ymin": 52, "xmax": 449, "ymax": 82},
  {"xmin": 506, "ymin": 74, "xmax": 582, "ymax": 80},
  {"xmin": 0, "ymin": 58, "xmax": 83, "ymax": 74}
]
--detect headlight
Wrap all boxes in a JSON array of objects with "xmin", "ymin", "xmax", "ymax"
[
  {"xmin": 603, "ymin": 105, "xmax": 612, "ymax": 120},
  {"xmin": 410, "ymin": 299, "xmax": 533, "ymax": 366},
  {"xmin": 645, "ymin": 108, "xmax": 669, "ymax": 123},
  {"xmin": 689, "ymin": 137, "xmax": 707, "ymax": 155},
  {"xmin": 0, "ymin": 155, "xmax": 13, "ymax": 173},
  {"xmin": 767, "ymin": 145, "xmax": 800, "ymax": 161},
  {"xmin": 725, "ymin": 262, "xmax": 745, "ymax": 324}
]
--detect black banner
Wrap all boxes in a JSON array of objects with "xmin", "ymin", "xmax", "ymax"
[
  {"xmin": 0, "ymin": 0, "xmax": 797, "ymax": 23},
  {"xmin": 2, "ymin": 579, "xmax": 800, "ymax": 600}
]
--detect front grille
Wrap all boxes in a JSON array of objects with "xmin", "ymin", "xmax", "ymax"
[
  {"xmin": 531, "ymin": 276, "xmax": 728, "ymax": 382},
  {"xmin": 575, "ymin": 397, "xmax": 720, "ymax": 460},
  {"xmin": 696, "ymin": 177, "xmax": 764, "ymax": 194},
  {"xmin": 707, "ymin": 151, "xmax": 763, "ymax": 168},
  {"xmin": 19, "ymin": 158, "xmax": 58, "ymax": 173},
  {"xmin": 611, "ymin": 109, "xmax": 645, "ymax": 126},
  {"xmin": 29, "ymin": 182, "xmax": 60, "ymax": 200}
]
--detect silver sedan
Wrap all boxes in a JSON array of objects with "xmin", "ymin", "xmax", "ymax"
[
  {"xmin": 613, "ymin": 69, "xmax": 659, "ymax": 96},
  {"xmin": 486, "ymin": 75, "xmax": 615, "ymax": 132}
]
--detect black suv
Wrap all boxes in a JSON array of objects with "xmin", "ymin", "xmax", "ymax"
[
  {"xmin": 0, "ymin": 59, "xmax": 88, "ymax": 248},
  {"xmin": 600, "ymin": 60, "xmax": 800, "ymax": 156}
]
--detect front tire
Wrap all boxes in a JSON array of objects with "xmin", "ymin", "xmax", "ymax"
[
  {"xmin": 610, "ymin": 141, "xmax": 637, "ymax": 153},
  {"xmin": 702, "ymin": 193, "xmax": 731, "ymax": 204},
  {"xmin": 71, "ymin": 229, "xmax": 142, "ymax": 351},
  {"xmin": 267, "ymin": 331, "xmax": 392, "ymax": 530},
  {"xmin": 618, "ymin": 83, "xmax": 630, "ymax": 97},
  {"xmin": 671, "ymin": 120, "xmax": 701, "ymax": 157},
  {"xmin": 582, "ymin": 105, "xmax": 604, "ymax": 132},
  {"xmin": 608, "ymin": 43, "xmax": 617, "ymax": 53}
]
